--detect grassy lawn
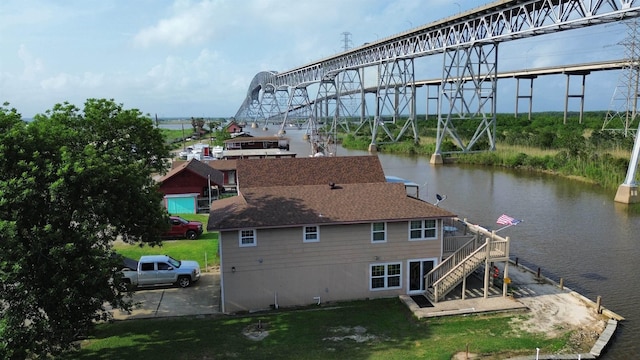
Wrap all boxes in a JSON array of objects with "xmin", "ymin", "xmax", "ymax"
[
  {"xmin": 68, "ymin": 298, "xmax": 566, "ymax": 360},
  {"xmin": 113, "ymin": 214, "xmax": 220, "ymax": 270}
]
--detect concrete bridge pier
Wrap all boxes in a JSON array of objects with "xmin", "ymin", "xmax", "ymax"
[
  {"xmin": 430, "ymin": 153, "xmax": 443, "ymax": 165},
  {"xmin": 614, "ymin": 184, "xmax": 639, "ymax": 203}
]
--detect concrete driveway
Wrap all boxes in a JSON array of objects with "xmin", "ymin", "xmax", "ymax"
[{"xmin": 109, "ymin": 271, "xmax": 221, "ymax": 320}]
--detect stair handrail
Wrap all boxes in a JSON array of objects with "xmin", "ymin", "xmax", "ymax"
[
  {"xmin": 425, "ymin": 235, "xmax": 482, "ymax": 288},
  {"xmin": 426, "ymin": 238, "xmax": 508, "ymax": 301},
  {"xmin": 431, "ymin": 241, "xmax": 489, "ymax": 300}
]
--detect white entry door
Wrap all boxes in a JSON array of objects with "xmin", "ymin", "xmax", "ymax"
[{"xmin": 407, "ymin": 259, "xmax": 436, "ymax": 294}]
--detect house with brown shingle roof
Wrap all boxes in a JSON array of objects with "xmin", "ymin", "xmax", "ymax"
[
  {"xmin": 208, "ymin": 155, "xmax": 455, "ymax": 313},
  {"xmin": 158, "ymin": 159, "xmax": 224, "ymax": 214}
]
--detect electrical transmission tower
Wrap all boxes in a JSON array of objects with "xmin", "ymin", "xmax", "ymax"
[
  {"xmin": 602, "ymin": 20, "xmax": 640, "ymax": 136},
  {"xmin": 341, "ymin": 31, "xmax": 353, "ymax": 51}
]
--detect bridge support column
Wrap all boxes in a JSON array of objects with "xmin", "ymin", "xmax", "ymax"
[
  {"xmin": 372, "ymin": 58, "xmax": 417, "ymax": 145},
  {"xmin": 281, "ymin": 85, "xmax": 312, "ymax": 135},
  {"xmin": 259, "ymin": 84, "xmax": 279, "ymax": 129},
  {"xmin": 426, "ymin": 84, "xmax": 440, "ymax": 121},
  {"xmin": 430, "ymin": 153, "xmax": 443, "ymax": 165},
  {"xmin": 435, "ymin": 43, "xmax": 498, "ymax": 158},
  {"xmin": 615, "ymin": 118, "xmax": 640, "ymax": 203},
  {"xmin": 515, "ymin": 75, "xmax": 536, "ymax": 120},
  {"xmin": 563, "ymin": 71, "xmax": 589, "ymax": 124}
]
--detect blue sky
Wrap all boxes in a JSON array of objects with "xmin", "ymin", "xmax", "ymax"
[{"xmin": 0, "ymin": 0, "xmax": 630, "ymax": 119}]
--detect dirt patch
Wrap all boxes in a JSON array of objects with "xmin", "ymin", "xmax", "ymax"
[
  {"xmin": 323, "ymin": 326, "xmax": 382, "ymax": 343},
  {"xmin": 451, "ymin": 351, "xmax": 481, "ymax": 359},
  {"xmin": 509, "ymin": 287, "xmax": 607, "ymax": 352},
  {"xmin": 242, "ymin": 321, "xmax": 270, "ymax": 341},
  {"xmin": 512, "ymin": 291, "xmax": 605, "ymax": 334}
]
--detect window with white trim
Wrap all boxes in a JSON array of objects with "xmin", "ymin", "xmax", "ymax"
[
  {"xmin": 409, "ymin": 219, "xmax": 437, "ymax": 240},
  {"xmin": 370, "ymin": 263, "xmax": 401, "ymax": 290},
  {"xmin": 239, "ymin": 229, "xmax": 256, "ymax": 247},
  {"xmin": 371, "ymin": 222, "xmax": 387, "ymax": 243},
  {"xmin": 303, "ymin": 225, "xmax": 319, "ymax": 243}
]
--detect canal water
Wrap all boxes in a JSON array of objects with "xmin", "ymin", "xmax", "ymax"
[
  {"xmin": 175, "ymin": 123, "xmax": 638, "ymax": 358},
  {"xmin": 275, "ymin": 128, "xmax": 639, "ymax": 359}
]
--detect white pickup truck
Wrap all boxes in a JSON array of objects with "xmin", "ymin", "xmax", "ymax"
[{"xmin": 121, "ymin": 255, "xmax": 201, "ymax": 288}]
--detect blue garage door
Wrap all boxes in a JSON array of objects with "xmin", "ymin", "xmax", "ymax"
[{"xmin": 167, "ymin": 197, "xmax": 195, "ymax": 214}]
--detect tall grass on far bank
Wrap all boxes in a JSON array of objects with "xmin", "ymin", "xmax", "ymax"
[
  {"xmin": 455, "ymin": 145, "xmax": 630, "ymax": 190},
  {"xmin": 344, "ymin": 134, "xmax": 631, "ymax": 192}
]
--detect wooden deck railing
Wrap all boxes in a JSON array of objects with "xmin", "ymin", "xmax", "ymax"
[{"xmin": 426, "ymin": 218, "xmax": 511, "ymax": 302}]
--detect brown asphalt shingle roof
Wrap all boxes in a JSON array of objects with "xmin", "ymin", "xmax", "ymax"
[
  {"xmin": 174, "ymin": 159, "xmax": 237, "ymax": 171},
  {"xmin": 207, "ymin": 155, "xmax": 455, "ymax": 231},
  {"xmin": 208, "ymin": 182, "xmax": 455, "ymax": 230},
  {"xmin": 207, "ymin": 159, "xmax": 237, "ymax": 171},
  {"xmin": 237, "ymin": 155, "xmax": 385, "ymax": 188}
]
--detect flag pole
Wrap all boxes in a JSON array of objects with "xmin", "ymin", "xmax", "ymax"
[{"xmin": 495, "ymin": 224, "xmax": 513, "ymax": 232}]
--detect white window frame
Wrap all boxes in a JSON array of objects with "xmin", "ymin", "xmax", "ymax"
[
  {"xmin": 369, "ymin": 262, "xmax": 402, "ymax": 291},
  {"xmin": 408, "ymin": 219, "xmax": 437, "ymax": 241},
  {"xmin": 303, "ymin": 225, "xmax": 320, "ymax": 243},
  {"xmin": 239, "ymin": 229, "xmax": 256, "ymax": 247},
  {"xmin": 371, "ymin": 222, "xmax": 387, "ymax": 243}
]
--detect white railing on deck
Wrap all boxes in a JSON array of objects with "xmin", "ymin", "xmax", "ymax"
[
  {"xmin": 427, "ymin": 218, "xmax": 511, "ymax": 302},
  {"xmin": 427, "ymin": 236, "xmax": 482, "ymax": 289},
  {"xmin": 443, "ymin": 235, "xmax": 476, "ymax": 255}
]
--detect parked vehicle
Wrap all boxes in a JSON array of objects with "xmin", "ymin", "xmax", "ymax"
[
  {"xmin": 121, "ymin": 255, "xmax": 201, "ymax": 288},
  {"xmin": 163, "ymin": 216, "xmax": 203, "ymax": 240}
]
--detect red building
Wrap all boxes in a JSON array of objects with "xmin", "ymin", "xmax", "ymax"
[
  {"xmin": 225, "ymin": 121, "xmax": 244, "ymax": 134},
  {"xmin": 159, "ymin": 159, "xmax": 224, "ymax": 214}
]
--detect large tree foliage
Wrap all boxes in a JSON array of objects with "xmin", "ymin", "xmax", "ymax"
[{"xmin": 0, "ymin": 99, "xmax": 171, "ymax": 359}]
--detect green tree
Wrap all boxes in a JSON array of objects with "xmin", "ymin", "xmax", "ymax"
[
  {"xmin": 190, "ymin": 117, "xmax": 206, "ymax": 138},
  {"xmin": 0, "ymin": 99, "xmax": 171, "ymax": 359},
  {"xmin": 213, "ymin": 128, "xmax": 232, "ymax": 146}
]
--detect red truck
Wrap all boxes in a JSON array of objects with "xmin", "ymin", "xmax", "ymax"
[{"xmin": 163, "ymin": 216, "xmax": 203, "ymax": 240}]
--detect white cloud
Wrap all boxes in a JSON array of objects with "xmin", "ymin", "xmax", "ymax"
[
  {"xmin": 40, "ymin": 72, "xmax": 104, "ymax": 91},
  {"xmin": 133, "ymin": 0, "xmax": 219, "ymax": 47},
  {"xmin": 17, "ymin": 45, "xmax": 44, "ymax": 80},
  {"xmin": 145, "ymin": 49, "xmax": 218, "ymax": 93}
]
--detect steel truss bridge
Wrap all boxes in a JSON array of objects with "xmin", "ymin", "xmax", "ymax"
[{"xmin": 234, "ymin": 0, "xmax": 640, "ymax": 203}]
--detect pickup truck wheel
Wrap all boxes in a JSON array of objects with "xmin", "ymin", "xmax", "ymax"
[
  {"xmin": 177, "ymin": 276, "xmax": 191, "ymax": 288},
  {"xmin": 186, "ymin": 230, "xmax": 197, "ymax": 240}
]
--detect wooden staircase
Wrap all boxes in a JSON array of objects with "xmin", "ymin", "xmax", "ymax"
[{"xmin": 425, "ymin": 229, "xmax": 509, "ymax": 303}]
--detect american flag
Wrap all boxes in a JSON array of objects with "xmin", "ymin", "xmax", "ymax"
[{"xmin": 496, "ymin": 214, "xmax": 522, "ymax": 226}]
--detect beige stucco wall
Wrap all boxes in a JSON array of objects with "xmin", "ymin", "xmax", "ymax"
[{"xmin": 220, "ymin": 220, "xmax": 443, "ymax": 313}]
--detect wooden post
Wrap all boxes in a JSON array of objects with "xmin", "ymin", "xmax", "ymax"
[
  {"xmin": 483, "ymin": 236, "xmax": 491, "ymax": 299},
  {"xmin": 596, "ymin": 295, "xmax": 602, "ymax": 314},
  {"xmin": 460, "ymin": 262, "xmax": 466, "ymax": 300},
  {"xmin": 503, "ymin": 236, "xmax": 510, "ymax": 297},
  {"xmin": 559, "ymin": 277, "xmax": 564, "ymax": 290}
]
